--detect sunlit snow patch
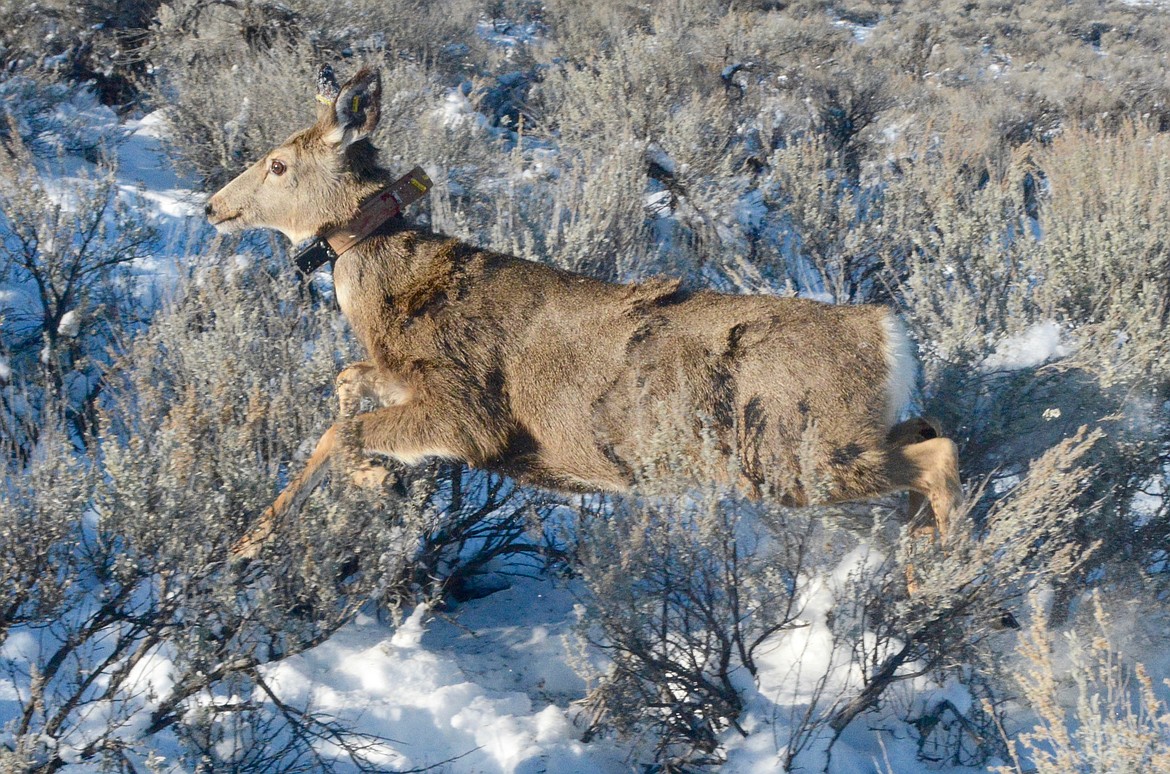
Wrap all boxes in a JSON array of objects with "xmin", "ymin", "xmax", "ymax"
[{"xmin": 982, "ymin": 320, "xmax": 1072, "ymax": 372}]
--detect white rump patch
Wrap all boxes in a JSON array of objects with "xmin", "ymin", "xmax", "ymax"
[{"xmin": 880, "ymin": 313, "xmax": 917, "ymax": 427}]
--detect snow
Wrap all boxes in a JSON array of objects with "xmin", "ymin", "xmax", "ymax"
[
  {"xmin": 259, "ymin": 577, "xmax": 628, "ymax": 772},
  {"xmin": 735, "ymin": 188, "xmax": 767, "ymax": 232},
  {"xmin": 116, "ymin": 111, "xmax": 204, "ymax": 222},
  {"xmin": 721, "ymin": 545, "xmax": 944, "ymax": 772},
  {"xmin": 475, "ymin": 19, "xmax": 542, "ymax": 51},
  {"xmin": 57, "ymin": 309, "xmax": 80, "ymax": 338},
  {"xmin": 982, "ymin": 320, "xmax": 1073, "ymax": 372},
  {"xmin": 800, "ymin": 289, "xmax": 836, "ymax": 304},
  {"xmin": 0, "ymin": 630, "xmax": 41, "ymax": 663},
  {"xmin": 439, "ymin": 87, "xmax": 489, "ymax": 131},
  {"xmin": 645, "ymin": 188, "xmax": 672, "ymax": 217},
  {"xmin": 834, "ymin": 18, "xmax": 876, "ymax": 43},
  {"xmin": 388, "ymin": 601, "xmax": 429, "ymax": 648}
]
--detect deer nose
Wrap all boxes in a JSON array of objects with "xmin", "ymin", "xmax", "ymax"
[{"xmin": 204, "ymin": 201, "xmax": 216, "ymax": 218}]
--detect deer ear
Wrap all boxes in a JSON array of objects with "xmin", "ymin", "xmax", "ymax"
[
  {"xmin": 315, "ymin": 64, "xmax": 341, "ymax": 122},
  {"xmin": 323, "ymin": 67, "xmax": 382, "ymax": 148}
]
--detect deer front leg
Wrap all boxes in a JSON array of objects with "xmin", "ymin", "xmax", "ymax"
[
  {"xmin": 337, "ymin": 361, "xmax": 397, "ymax": 418},
  {"xmin": 231, "ymin": 395, "xmax": 494, "ymax": 559},
  {"xmin": 231, "ymin": 364, "xmax": 408, "ymax": 559},
  {"xmin": 336, "ymin": 362, "xmax": 414, "ymax": 488},
  {"xmin": 232, "ymin": 424, "xmax": 341, "ymax": 559},
  {"xmin": 335, "ymin": 362, "xmax": 384, "ymax": 487}
]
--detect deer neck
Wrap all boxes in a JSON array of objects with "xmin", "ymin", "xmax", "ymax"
[
  {"xmin": 320, "ymin": 177, "xmax": 393, "ymax": 236},
  {"xmin": 324, "ymin": 168, "xmax": 431, "ymax": 255},
  {"xmin": 332, "ymin": 228, "xmax": 451, "ymax": 327},
  {"xmin": 295, "ymin": 167, "xmax": 433, "ymax": 278}
]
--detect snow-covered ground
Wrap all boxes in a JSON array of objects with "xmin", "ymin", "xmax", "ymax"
[{"xmin": 256, "ymin": 579, "xmax": 627, "ymax": 772}]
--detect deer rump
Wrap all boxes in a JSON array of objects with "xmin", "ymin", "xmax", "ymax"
[{"xmin": 477, "ymin": 271, "xmax": 908, "ymax": 501}]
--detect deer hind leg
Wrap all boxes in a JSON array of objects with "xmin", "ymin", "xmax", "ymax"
[
  {"xmin": 894, "ymin": 436, "xmax": 961, "ymax": 540},
  {"xmin": 887, "ymin": 430, "xmax": 962, "ymax": 595},
  {"xmin": 887, "ymin": 417, "xmax": 948, "ymax": 532},
  {"xmin": 887, "ymin": 416, "xmax": 941, "ymax": 449}
]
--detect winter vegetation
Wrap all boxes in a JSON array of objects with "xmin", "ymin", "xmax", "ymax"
[{"xmin": 2, "ymin": 0, "xmax": 1170, "ymax": 771}]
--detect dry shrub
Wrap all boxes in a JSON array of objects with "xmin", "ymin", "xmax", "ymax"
[
  {"xmin": 1031, "ymin": 123, "xmax": 1170, "ymax": 385},
  {"xmin": 290, "ymin": 0, "xmax": 483, "ymax": 69},
  {"xmin": 0, "ymin": 0, "xmax": 157, "ymax": 104},
  {"xmin": 1, "ymin": 260, "xmax": 390, "ymax": 769},
  {"xmin": 146, "ymin": 0, "xmax": 480, "ymax": 187},
  {"xmin": 571, "ymin": 423, "xmax": 1103, "ymax": 769},
  {"xmin": 147, "ymin": 35, "xmax": 322, "ymax": 187},
  {"xmin": 1000, "ymin": 594, "xmax": 1170, "ymax": 774},
  {"xmin": 761, "ymin": 133, "xmax": 890, "ymax": 302},
  {"xmin": 863, "ymin": 116, "xmax": 1170, "ymax": 622},
  {"xmin": 702, "ymin": 8, "xmax": 847, "ymax": 71},
  {"xmin": 532, "ymin": 33, "xmax": 711, "ymax": 152},
  {"xmin": 573, "ymin": 485, "xmax": 814, "ymax": 767},
  {"xmin": 487, "ymin": 141, "xmax": 655, "ymax": 280},
  {"xmin": 0, "ymin": 420, "xmax": 92, "ymax": 649},
  {"xmin": 0, "ymin": 132, "xmax": 155, "ymax": 455},
  {"xmin": 819, "ymin": 429, "xmax": 1102, "ymax": 749},
  {"xmin": 539, "ymin": 0, "xmax": 656, "ymax": 60}
]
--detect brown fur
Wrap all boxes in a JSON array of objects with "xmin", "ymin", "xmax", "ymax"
[{"xmin": 207, "ymin": 67, "xmax": 962, "ymax": 559}]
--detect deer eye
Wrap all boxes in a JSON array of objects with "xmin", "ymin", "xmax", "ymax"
[{"xmin": 269, "ymin": 158, "xmax": 287, "ymax": 176}]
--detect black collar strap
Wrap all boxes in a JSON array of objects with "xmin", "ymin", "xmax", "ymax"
[
  {"xmin": 293, "ymin": 166, "xmax": 432, "ymax": 278},
  {"xmin": 293, "ymin": 237, "xmax": 338, "ymax": 276}
]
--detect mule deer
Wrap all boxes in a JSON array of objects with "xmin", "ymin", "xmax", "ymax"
[{"xmin": 206, "ymin": 66, "xmax": 961, "ymax": 561}]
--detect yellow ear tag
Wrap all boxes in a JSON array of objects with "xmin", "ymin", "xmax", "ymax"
[
  {"xmin": 352, "ymin": 95, "xmax": 361, "ymax": 113},
  {"xmin": 315, "ymin": 94, "xmax": 333, "ymax": 105}
]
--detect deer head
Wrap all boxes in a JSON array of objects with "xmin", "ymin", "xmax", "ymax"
[{"xmin": 205, "ymin": 66, "xmax": 386, "ymax": 244}]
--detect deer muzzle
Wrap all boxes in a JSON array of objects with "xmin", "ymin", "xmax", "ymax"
[{"xmin": 205, "ymin": 197, "xmax": 243, "ymax": 231}]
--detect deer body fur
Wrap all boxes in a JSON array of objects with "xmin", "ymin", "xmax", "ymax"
[{"xmin": 206, "ymin": 67, "xmax": 960, "ymax": 558}]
